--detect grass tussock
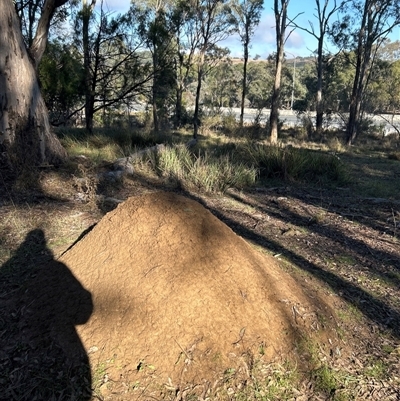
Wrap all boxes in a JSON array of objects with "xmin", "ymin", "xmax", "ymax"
[
  {"xmin": 242, "ymin": 144, "xmax": 349, "ymax": 184},
  {"xmin": 137, "ymin": 144, "xmax": 257, "ymax": 193},
  {"xmin": 131, "ymin": 140, "xmax": 349, "ymax": 194},
  {"xmin": 57, "ymin": 127, "xmax": 159, "ymax": 164},
  {"xmin": 60, "ymin": 134, "xmax": 124, "ymax": 163},
  {"xmin": 58, "ymin": 125, "xmax": 350, "ymax": 194}
]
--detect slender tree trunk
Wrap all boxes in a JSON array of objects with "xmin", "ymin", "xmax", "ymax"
[
  {"xmin": 0, "ymin": 0, "xmax": 67, "ymax": 170},
  {"xmin": 269, "ymin": 38, "xmax": 285, "ymax": 144},
  {"xmin": 152, "ymin": 49, "xmax": 160, "ymax": 133},
  {"xmin": 30, "ymin": 0, "xmax": 59, "ymax": 68},
  {"xmin": 269, "ymin": 58, "xmax": 283, "ymax": 144},
  {"xmin": 269, "ymin": 0, "xmax": 288, "ymax": 144},
  {"xmin": 346, "ymin": 2, "xmax": 371, "ymax": 145},
  {"xmin": 193, "ymin": 68, "xmax": 203, "ymax": 139},
  {"xmin": 175, "ymin": 86, "xmax": 183, "ymax": 129},
  {"xmin": 347, "ymin": 100, "xmax": 358, "ymax": 145},
  {"xmin": 27, "ymin": 1, "xmax": 39, "ymax": 47},
  {"xmin": 174, "ymin": 50, "xmax": 184, "ymax": 129},
  {"xmin": 85, "ymin": 95, "xmax": 95, "ymax": 134},
  {"xmin": 347, "ymin": 53, "xmax": 372, "ymax": 145},
  {"xmin": 193, "ymin": 54, "xmax": 205, "ymax": 139},
  {"xmin": 82, "ymin": 0, "xmax": 95, "ymax": 133},
  {"xmin": 240, "ymin": 35, "xmax": 249, "ymax": 128},
  {"xmin": 346, "ymin": 47, "xmax": 364, "ymax": 145},
  {"xmin": 315, "ymin": 36, "xmax": 324, "ymax": 138},
  {"xmin": 315, "ymin": 91, "xmax": 323, "ymax": 137}
]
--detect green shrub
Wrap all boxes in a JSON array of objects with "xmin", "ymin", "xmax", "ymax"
[{"xmin": 221, "ymin": 112, "xmax": 239, "ymax": 135}]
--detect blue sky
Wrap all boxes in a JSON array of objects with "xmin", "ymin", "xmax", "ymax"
[
  {"xmin": 225, "ymin": 0, "xmax": 323, "ymax": 58},
  {"xmin": 100, "ymin": 0, "xmax": 400, "ymax": 59}
]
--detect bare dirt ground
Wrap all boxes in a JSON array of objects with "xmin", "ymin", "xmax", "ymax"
[
  {"xmin": 60, "ymin": 192, "xmax": 342, "ymax": 398},
  {"xmin": 1, "ymin": 158, "xmax": 400, "ymax": 400},
  {"xmin": 197, "ymin": 185, "xmax": 400, "ymax": 400}
]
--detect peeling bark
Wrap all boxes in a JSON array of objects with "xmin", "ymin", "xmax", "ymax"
[{"xmin": 0, "ymin": 0, "xmax": 67, "ymax": 169}]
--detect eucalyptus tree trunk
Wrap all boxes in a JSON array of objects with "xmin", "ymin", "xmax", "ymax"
[
  {"xmin": 82, "ymin": 0, "xmax": 96, "ymax": 133},
  {"xmin": 173, "ymin": 43, "xmax": 185, "ymax": 129},
  {"xmin": 345, "ymin": 0, "xmax": 398, "ymax": 145},
  {"xmin": 152, "ymin": 48, "xmax": 160, "ymax": 133},
  {"xmin": 174, "ymin": 82, "xmax": 184, "ymax": 129},
  {"xmin": 0, "ymin": 0, "xmax": 67, "ymax": 170},
  {"xmin": 234, "ymin": 0, "xmax": 264, "ymax": 128},
  {"xmin": 346, "ymin": 22, "xmax": 371, "ymax": 145},
  {"xmin": 269, "ymin": 51, "xmax": 284, "ymax": 144},
  {"xmin": 315, "ymin": 34, "xmax": 324, "ymax": 138},
  {"xmin": 240, "ymin": 34, "xmax": 249, "ymax": 128},
  {"xmin": 268, "ymin": 0, "xmax": 289, "ymax": 144},
  {"xmin": 193, "ymin": 55, "xmax": 205, "ymax": 140}
]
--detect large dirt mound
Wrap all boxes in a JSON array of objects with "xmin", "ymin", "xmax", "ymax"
[{"xmin": 60, "ymin": 192, "xmax": 334, "ymax": 389}]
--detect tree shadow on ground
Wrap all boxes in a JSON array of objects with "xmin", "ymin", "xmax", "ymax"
[
  {"xmin": 229, "ymin": 189, "xmax": 399, "ymax": 280},
  {"xmin": 204, "ymin": 196, "xmax": 400, "ymax": 339},
  {"xmin": 0, "ymin": 229, "xmax": 93, "ymax": 400}
]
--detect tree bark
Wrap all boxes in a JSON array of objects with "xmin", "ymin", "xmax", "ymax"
[
  {"xmin": 174, "ymin": 86, "xmax": 183, "ymax": 129},
  {"xmin": 269, "ymin": 57, "xmax": 283, "ymax": 144},
  {"xmin": 82, "ymin": 0, "xmax": 96, "ymax": 133},
  {"xmin": 346, "ymin": 0, "xmax": 382, "ymax": 145},
  {"xmin": 152, "ymin": 48, "xmax": 160, "ymax": 133},
  {"xmin": 30, "ymin": 0, "xmax": 69, "ymax": 69},
  {"xmin": 0, "ymin": 0, "xmax": 67, "ymax": 170},
  {"xmin": 269, "ymin": 0, "xmax": 288, "ymax": 144},
  {"xmin": 346, "ymin": 8, "xmax": 367, "ymax": 146},
  {"xmin": 193, "ymin": 60, "xmax": 204, "ymax": 140},
  {"xmin": 240, "ymin": 33, "xmax": 249, "ymax": 128},
  {"xmin": 315, "ymin": 34, "xmax": 324, "ymax": 138}
]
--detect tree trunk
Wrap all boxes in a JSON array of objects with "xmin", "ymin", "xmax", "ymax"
[
  {"xmin": 315, "ymin": 36, "xmax": 324, "ymax": 138},
  {"xmin": 346, "ymin": 101, "xmax": 359, "ymax": 145},
  {"xmin": 151, "ymin": 44, "xmax": 160, "ymax": 133},
  {"xmin": 269, "ymin": 45, "xmax": 284, "ymax": 144},
  {"xmin": 269, "ymin": 0, "xmax": 288, "ymax": 144},
  {"xmin": 30, "ymin": 0, "xmax": 68, "ymax": 68},
  {"xmin": 174, "ymin": 86, "xmax": 183, "ymax": 129},
  {"xmin": 347, "ymin": 52, "xmax": 371, "ymax": 145},
  {"xmin": 0, "ymin": 0, "xmax": 67, "ymax": 170},
  {"xmin": 346, "ymin": 2, "xmax": 371, "ymax": 145},
  {"xmin": 346, "ymin": 44, "xmax": 364, "ymax": 145},
  {"xmin": 174, "ymin": 51, "xmax": 184, "ymax": 129},
  {"xmin": 315, "ymin": 89, "xmax": 323, "ymax": 137},
  {"xmin": 240, "ymin": 35, "xmax": 249, "ymax": 128},
  {"xmin": 193, "ymin": 57, "xmax": 205, "ymax": 140},
  {"xmin": 269, "ymin": 68, "xmax": 281, "ymax": 144},
  {"xmin": 82, "ymin": 0, "xmax": 96, "ymax": 133}
]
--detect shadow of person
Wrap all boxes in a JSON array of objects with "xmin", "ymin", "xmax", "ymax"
[{"xmin": 0, "ymin": 229, "xmax": 93, "ymax": 400}]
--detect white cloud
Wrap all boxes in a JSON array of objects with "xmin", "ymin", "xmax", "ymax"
[
  {"xmin": 220, "ymin": 14, "xmax": 276, "ymax": 59},
  {"xmin": 220, "ymin": 33, "xmax": 242, "ymax": 57},
  {"xmin": 96, "ymin": 0, "xmax": 131, "ymax": 13},
  {"xmin": 249, "ymin": 13, "xmax": 316, "ymax": 58},
  {"xmin": 285, "ymin": 30, "xmax": 305, "ymax": 52},
  {"xmin": 253, "ymin": 13, "xmax": 276, "ymax": 46}
]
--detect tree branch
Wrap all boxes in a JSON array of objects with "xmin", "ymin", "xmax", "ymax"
[{"xmin": 29, "ymin": 0, "xmax": 69, "ymax": 68}]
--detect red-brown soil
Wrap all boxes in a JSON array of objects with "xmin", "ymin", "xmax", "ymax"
[{"xmin": 59, "ymin": 191, "xmax": 338, "ymax": 396}]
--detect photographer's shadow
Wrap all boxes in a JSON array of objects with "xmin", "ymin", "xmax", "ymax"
[{"xmin": 0, "ymin": 229, "xmax": 93, "ymax": 400}]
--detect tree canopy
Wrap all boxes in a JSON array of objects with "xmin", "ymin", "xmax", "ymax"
[{"xmin": 2, "ymin": 0, "xmax": 400, "ymax": 169}]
